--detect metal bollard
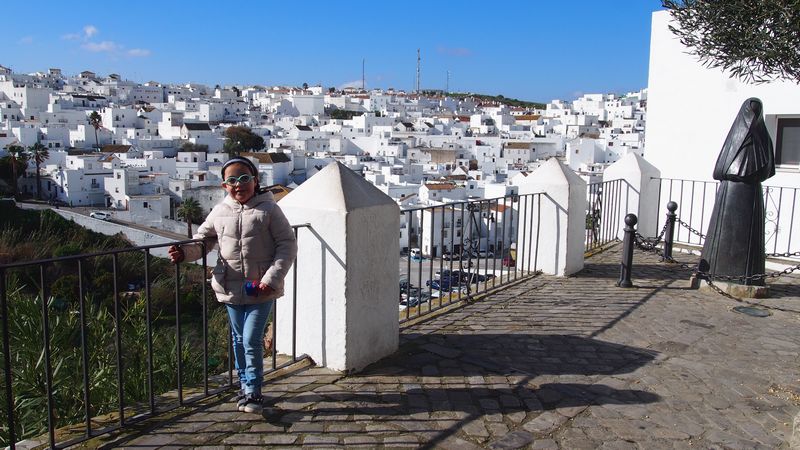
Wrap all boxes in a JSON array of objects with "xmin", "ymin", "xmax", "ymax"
[
  {"xmin": 616, "ymin": 213, "xmax": 637, "ymax": 288},
  {"xmin": 662, "ymin": 201, "xmax": 678, "ymax": 261}
]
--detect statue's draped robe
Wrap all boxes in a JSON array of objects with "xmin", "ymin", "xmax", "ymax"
[{"xmin": 700, "ymin": 98, "xmax": 775, "ymax": 285}]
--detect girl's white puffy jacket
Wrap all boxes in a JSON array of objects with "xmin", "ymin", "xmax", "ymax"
[{"xmin": 183, "ymin": 191, "xmax": 297, "ymax": 305}]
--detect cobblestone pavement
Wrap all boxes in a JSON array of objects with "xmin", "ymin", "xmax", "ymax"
[{"xmin": 92, "ymin": 245, "xmax": 800, "ymax": 449}]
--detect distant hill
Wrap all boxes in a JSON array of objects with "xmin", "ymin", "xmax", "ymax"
[{"xmin": 425, "ymin": 91, "xmax": 547, "ymax": 110}]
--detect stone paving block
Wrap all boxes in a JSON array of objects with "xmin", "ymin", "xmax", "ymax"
[
  {"xmin": 506, "ymin": 411, "xmax": 528, "ymax": 426},
  {"xmin": 531, "ymin": 438, "xmax": 559, "ymax": 449},
  {"xmin": 221, "ymin": 432, "xmax": 265, "ymax": 446},
  {"xmin": 522, "ymin": 411, "xmax": 569, "ymax": 435},
  {"xmin": 557, "ymin": 427, "xmax": 599, "ymax": 449},
  {"xmin": 326, "ymin": 422, "xmax": 365, "ymax": 433},
  {"xmin": 301, "ymin": 434, "xmax": 341, "ymax": 446},
  {"xmin": 599, "ymin": 440, "xmax": 638, "ymax": 450},
  {"xmin": 262, "ymin": 433, "xmax": 299, "ymax": 445},
  {"xmin": 342, "ymin": 435, "xmax": 378, "ymax": 447},
  {"xmin": 487, "ymin": 421, "xmax": 510, "ymax": 437},
  {"xmin": 437, "ymin": 435, "xmax": 485, "ymax": 450},
  {"xmin": 460, "ymin": 418, "xmax": 491, "ymax": 439},
  {"xmin": 488, "ymin": 430, "xmax": 534, "ymax": 449}
]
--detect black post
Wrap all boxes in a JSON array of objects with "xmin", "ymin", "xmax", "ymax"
[
  {"xmin": 617, "ymin": 213, "xmax": 637, "ymax": 288},
  {"xmin": 663, "ymin": 201, "xmax": 678, "ymax": 261}
]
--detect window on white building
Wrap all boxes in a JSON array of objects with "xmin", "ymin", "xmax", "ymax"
[{"xmin": 776, "ymin": 118, "xmax": 800, "ymax": 166}]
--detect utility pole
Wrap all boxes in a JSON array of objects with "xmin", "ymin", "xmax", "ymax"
[
  {"xmin": 416, "ymin": 48, "xmax": 421, "ymax": 94},
  {"xmin": 362, "ymin": 58, "xmax": 365, "ymax": 91}
]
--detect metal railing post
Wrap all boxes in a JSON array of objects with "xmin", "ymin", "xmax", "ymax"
[
  {"xmin": 663, "ymin": 201, "xmax": 678, "ymax": 261},
  {"xmin": 616, "ymin": 213, "xmax": 637, "ymax": 288}
]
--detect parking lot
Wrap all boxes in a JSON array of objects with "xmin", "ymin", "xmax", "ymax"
[{"xmin": 398, "ymin": 254, "xmax": 509, "ymax": 308}]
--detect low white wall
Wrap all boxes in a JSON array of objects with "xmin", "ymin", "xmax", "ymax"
[{"xmin": 50, "ymin": 209, "xmax": 203, "ymax": 260}]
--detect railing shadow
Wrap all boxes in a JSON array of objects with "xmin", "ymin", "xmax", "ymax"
[{"xmin": 98, "ymin": 332, "xmax": 660, "ymax": 449}]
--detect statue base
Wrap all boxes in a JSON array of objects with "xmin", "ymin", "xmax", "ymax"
[{"xmin": 689, "ymin": 276, "xmax": 770, "ymax": 298}]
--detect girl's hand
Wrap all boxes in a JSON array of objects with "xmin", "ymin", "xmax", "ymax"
[
  {"xmin": 258, "ymin": 282, "xmax": 273, "ymax": 295},
  {"xmin": 168, "ymin": 245, "xmax": 184, "ymax": 264}
]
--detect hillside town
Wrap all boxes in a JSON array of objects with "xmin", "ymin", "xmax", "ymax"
[{"xmin": 0, "ymin": 64, "xmax": 646, "ymax": 251}]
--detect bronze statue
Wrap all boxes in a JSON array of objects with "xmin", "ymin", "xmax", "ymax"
[{"xmin": 699, "ymin": 98, "xmax": 775, "ymax": 285}]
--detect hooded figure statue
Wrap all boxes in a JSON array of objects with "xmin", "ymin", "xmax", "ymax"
[{"xmin": 699, "ymin": 98, "xmax": 775, "ymax": 285}]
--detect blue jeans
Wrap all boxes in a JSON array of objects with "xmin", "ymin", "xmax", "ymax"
[{"xmin": 225, "ymin": 301, "xmax": 274, "ymax": 395}]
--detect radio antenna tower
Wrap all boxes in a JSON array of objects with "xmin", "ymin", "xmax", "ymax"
[
  {"xmin": 362, "ymin": 58, "xmax": 365, "ymax": 91},
  {"xmin": 416, "ymin": 48, "xmax": 421, "ymax": 94},
  {"xmin": 446, "ymin": 70, "xmax": 450, "ymax": 94}
]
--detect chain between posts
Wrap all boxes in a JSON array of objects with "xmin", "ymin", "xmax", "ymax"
[
  {"xmin": 632, "ymin": 234, "xmax": 800, "ymax": 282},
  {"xmin": 634, "ymin": 220, "xmax": 670, "ymax": 251},
  {"xmin": 676, "ymin": 218, "xmax": 707, "ymax": 239}
]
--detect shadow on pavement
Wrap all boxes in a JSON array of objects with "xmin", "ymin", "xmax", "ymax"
[{"xmin": 382, "ymin": 333, "xmax": 658, "ymax": 377}]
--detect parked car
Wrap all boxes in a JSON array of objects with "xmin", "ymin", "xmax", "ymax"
[
  {"xmin": 441, "ymin": 251, "xmax": 463, "ymax": 261},
  {"xmin": 399, "ymin": 290, "xmax": 430, "ymax": 308},
  {"xmin": 409, "ymin": 248, "xmax": 422, "ymax": 261},
  {"xmin": 90, "ymin": 211, "xmax": 111, "ymax": 220}
]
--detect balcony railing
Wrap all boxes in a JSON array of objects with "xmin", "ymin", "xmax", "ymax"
[
  {"xmin": 399, "ymin": 193, "xmax": 542, "ymax": 323},
  {"xmin": 585, "ymin": 179, "xmax": 626, "ymax": 253},
  {"xmin": 654, "ymin": 178, "xmax": 799, "ymax": 258},
  {"xmin": 0, "ymin": 225, "xmax": 309, "ymax": 449}
]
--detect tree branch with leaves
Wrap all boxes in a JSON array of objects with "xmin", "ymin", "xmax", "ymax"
[
  {"xmin": 176, "ymin": 197, "xmax": 205, "ymax": 237},
  {"xmin": 662, "ymin": 0, "xmax": 800, "ymax": 84}
]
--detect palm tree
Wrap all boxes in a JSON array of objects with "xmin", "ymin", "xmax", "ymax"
[
  {"xmin": 89, "ymin": 111, "xmax": 102, "ymax": 151},
  {"xmin": 27, "ymin": 142, "xmax": 48, "ymax": 200},
  {"xmin": 176, "ymin": 197, "xmax": 204, "ymax": 237},
  {"xmin": 6, "ymin": 144, "xmax": 26, "ymax": 197}
]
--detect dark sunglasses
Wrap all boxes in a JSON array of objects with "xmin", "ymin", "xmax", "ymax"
[{"xmin": 223, "ymin": 174, "xmax": 256, "ymax": 185}]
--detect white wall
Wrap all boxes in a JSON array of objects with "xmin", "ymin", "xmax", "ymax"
[{"xmin": 646, "ymin": 10, "xmax": 800, "ymax": 188}]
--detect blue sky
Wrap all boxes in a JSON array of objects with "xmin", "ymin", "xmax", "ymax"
[{"xmin": 2, "ymin": 1, "xmax": 664, "ymax": 103}]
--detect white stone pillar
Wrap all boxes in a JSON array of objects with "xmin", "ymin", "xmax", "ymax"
[
  {"xmin": 277, "ymin": 161, "xmax": 400, "ymax": 372},
  {"xmin": 515, "ymin": 157, "xmax": 586, "ymax": 276},
  {"xmin": 603, "ymin": 153, "xmax": 662, "ymax": 238}
]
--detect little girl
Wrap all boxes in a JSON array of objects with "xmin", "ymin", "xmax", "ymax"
[{"xmin": 168, "ymin": 156, "xmax": 297, "ymax": 414}]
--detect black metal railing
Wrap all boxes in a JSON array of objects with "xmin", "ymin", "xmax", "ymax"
[
  {"xmin": 585, "ymin": 179, "xmax": 627, "ymax": 253},
  {"xmin": 655, "ymin": 178, "xmax": 799, "ymax": 257},
  {"xmin": 0, "ymin": 225, "xmax": 309, "ymax": 449},
  {"xmin": 399, "ymin": 193, "xmax": 542, "ymax": 324}
]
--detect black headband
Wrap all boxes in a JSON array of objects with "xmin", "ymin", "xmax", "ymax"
[{"xmin": 221, "ymin": 156, "xmax": 259, "ymax": 180}]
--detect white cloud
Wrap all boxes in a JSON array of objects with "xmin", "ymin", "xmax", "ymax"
[
  {"xmin": 82, "ymin": 41, "xmax": 118, "ymax": 53},
  {"xmin": 83, "ymin": 25, "xmax": 98, "ymax": 38},
  {"xmin": 62, "ymin": 33, "xmax": 81, "ymax": 41},
  {"xmin": 18, "ymin": 36, "xmax": 33, "ymax": 44},
  {"xmin": 127, "ymin": 48, "xmax": 151, "ymax": 57},
  {"xmin": 338, "ymin": 80, "xmax": 363, "ymax": 90},
  {"xmin": 437, "ymin": 46, "xmax": 472, "ymax": 57}
]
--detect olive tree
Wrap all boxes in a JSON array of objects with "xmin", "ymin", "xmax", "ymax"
[{"xmin": 662, "ymin": 0, "xmax": 800, "ymax": 84}]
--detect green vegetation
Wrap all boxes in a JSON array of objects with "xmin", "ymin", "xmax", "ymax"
[
  {"xmin": 0, "ymin": 205, "xmax": 230, "ymax": 446},
  {"xmin": 0, "ymin": 146, "xmax": 27, "ymax": 197},
  {"xmin": 328, "ymin": 109, "xmax": 364, "ymax": 120},
  {"xmin": 176, "ymin": 197, "xmax": 205, "ymax": 238},
  {"xmin": 431, "ymin": 91, "xmax": 546, "ymax": 110},
  {"xmin": 89, "ymin": 111, "xmax": 102, "ymax": 150},
  {"xmin": 222, "ymin": 125, "xmax": 265, "ymax": 157},
  {"xmin": 663, "ymin": 0, "xmax": 800, "ymax": 84},
  {"xmin": 27, "ymin": 143, "xmax": 49, "ymax": 200}
]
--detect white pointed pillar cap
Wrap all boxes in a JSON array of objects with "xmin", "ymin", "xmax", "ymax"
[{"xmin": 515, "ymin": 157, "xmax": 586, "ymax": 276}]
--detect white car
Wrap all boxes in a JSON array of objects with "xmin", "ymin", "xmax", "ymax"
[{"xmin": 90, "ymin": 211, "xmax": 111, "ymax": 220}]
